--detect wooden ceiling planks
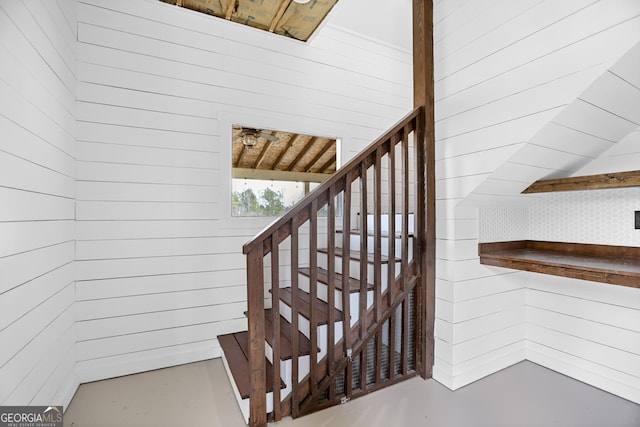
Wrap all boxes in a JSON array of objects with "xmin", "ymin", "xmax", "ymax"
[
  {"xmin": 160, "ymin": 0, "xmax": 339, "ymax": 42},
  {"xmin": 232, "ymin": 127, "xmax": 336, "ymax": 180}
]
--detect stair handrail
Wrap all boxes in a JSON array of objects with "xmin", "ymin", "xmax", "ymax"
[
  {"xmin": 242, "ymin": 106, "xmax": 423, "ymax": 256},
  {"xmin": 243, "ymin": 105, "xmax": 425, "ymax": 427}
]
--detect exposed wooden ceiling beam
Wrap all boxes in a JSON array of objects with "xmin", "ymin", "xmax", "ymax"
[
  {"xmin": 254, "ymin": 133, "xmax": 277, "ymax": 169},
  {"xmin": 270, "ymin": 0, "xmax": 291, "ymax": 32},
  {"xmin": 288, "ymin": 137, "xmax": 317, "ymax": 171},
  {"xmin": 272, "ymin": 134, "xmax": 298, "ymax": 170},
  {"xmin": 236, "ymin": 143, "xmax": 250, "ymax": 167},
  {"xmin": 522, "ymin": 170, "xmax": 640, "ymax": 194},
  {"xmin": 233, "ymin": 168, "xmax": 330, "ymax": 183},
  {"xmin": 225, "ymin": 0, "xmax": 236, "ymax": 19},
  {"xmin": 317, "ymin": 157, "xmax": 336, "ymax": 174},
  {"xmin": 305, "ymin": 139, "xmax": 335, "ymax": 172}
]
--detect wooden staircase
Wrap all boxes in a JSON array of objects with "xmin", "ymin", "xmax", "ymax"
[{"xmin": 219, "ymin": 107, "xmax": 433, "ymax": 426}]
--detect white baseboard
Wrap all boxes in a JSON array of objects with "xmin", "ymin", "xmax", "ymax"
[
  {"xmin": 433, "ymin": 341, "xmax": 527, "ymax": 390},
  {"xmin": 527, "ymin": 343, "xmax": 640, "ymax": 405},
  {"xmin": 77, "ymin": 341, "xmax": 222, "ymax": 384}
]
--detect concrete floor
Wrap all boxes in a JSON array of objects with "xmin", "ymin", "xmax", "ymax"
[{"xmin": 64, "ymin": 359, "xmax": 640, "ymax": 427}]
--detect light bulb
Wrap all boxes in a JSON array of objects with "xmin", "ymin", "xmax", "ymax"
[{"xmin": 242, "ymin": 134, "xmax": 258, "ymax": 147}]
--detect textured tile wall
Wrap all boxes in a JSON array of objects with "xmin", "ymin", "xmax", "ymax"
[{"xmin": 479, "ymin": 187, "xmax": 640, "ymax": 246}]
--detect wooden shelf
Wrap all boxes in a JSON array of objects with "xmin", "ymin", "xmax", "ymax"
[
  {"xmin": 479, "ymin": 241, "xmax": 640, "ymax": 288},
  {"xmin": 522, "ymin": 170, "xmax": 640, "ymax": 194}
]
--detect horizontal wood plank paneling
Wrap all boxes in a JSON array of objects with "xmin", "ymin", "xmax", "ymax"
[
  {"xmin": 433, "ymin": 0, "xmax": 640, "ymax": 394},
  {"xmin": 0, "ymin": 0, "xmax": 78, "ymax": 407},
  {"xmin": 528, "ymin": 272, "xmax": 640, "ymax": 398},
  {"xmin": 74, "ymin": 0, "xmax": 412, "ymax": 382}
]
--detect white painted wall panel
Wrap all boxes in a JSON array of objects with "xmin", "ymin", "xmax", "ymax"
[
  {"xmin": 74, "ymin": 0, "xmax": 412, "ymax": 381},
  {"xmin": 0, "ymin": 0, "xmax": 77, "ymax": 408},
  {"xmin": 527, "ymin": 275, "xmax": 640, "ymax": 403},
  {"xmin": 433, "ymin": 0, "xmax": 640, "ymax": 395},
  {"xmin": 479, "ymin": 186, "xmax": 640, "ymax": 403}
]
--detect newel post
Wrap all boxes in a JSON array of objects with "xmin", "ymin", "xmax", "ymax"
[
  {"xmin": 247, "ymin": 245, "xmax": 267, "ymax": 427},
  {"xmin": 413, "ymin": 0, "xmax": 436, "ymax": 379}
]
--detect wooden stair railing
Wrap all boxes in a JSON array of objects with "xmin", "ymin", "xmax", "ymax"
[{"xmin": 242, "ymin": 106, "xmax": 427, "ymax": 427}]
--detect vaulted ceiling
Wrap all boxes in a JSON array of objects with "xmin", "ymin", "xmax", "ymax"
[
  {"xmin": 464, "ymin": 41, "xmax": 640, "ymax": 208},
  {"xmin": 159, "ymin": 0, "xmax": 339, "ymax": 41}
]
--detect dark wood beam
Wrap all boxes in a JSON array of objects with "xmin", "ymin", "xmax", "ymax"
[
  {"xmin": 412, "ymin": 0, "xmax": 435, "ymax": 381},
  {"xmin": 522, "ymin": 170, "xmax": 640, "ymax": 194}
]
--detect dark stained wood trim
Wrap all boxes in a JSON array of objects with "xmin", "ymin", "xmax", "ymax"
[
  {"xmin": 479, "ymin": 240, "xmax": 640, "ymax": 288},
  {"xmin": 277, "ymin": 288, "xmax": 344, "ymax": 323},
  {"xmin": 318, "ymin": 247, "xmax": 397, "ymax": 264},
  {"xmin": 413, "ymin": 0, "xmax": 435, "ymax": 381},
  {"xmin": 217, "ymin": 332, "xmax": 283, "ymax": 399},
  {"xmin": 298, "ymin": 267, "xmax": 373, "ymax": 293},
  {"xmin": 522, "ymin": 170, "xmax": 640, "ymax": 194},
  {"xmin": 246, "ymin": 247, "xmax": 267, "ymax": 427},
  {"xmin": 269, "ymin": 241, "xmax": 281, "ymax": 421}
]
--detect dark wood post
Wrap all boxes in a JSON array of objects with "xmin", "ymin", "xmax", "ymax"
[
  {"xmin": 247, "ymin": 246, "xmax": 267, "ymax": 426},
  {"xmin": 413, "ymin": 0, "xmax": 436, "ymax": 379}
]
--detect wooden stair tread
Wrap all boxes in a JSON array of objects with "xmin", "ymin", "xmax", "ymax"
[
  {"xmin": 218, "ymin": 332, "xmax": 284, "ymax": 399},
  {"xmin": 263, "ymin": 308, "xmax": 314, "ymax": 359},
  {"xmin": 277, "ymin": 288, "xmax": 344, "ymax": 323},
  {"xmin": 299, "ymin": 267, "xmax": 373, "ymax": 293},
  {"xmin": 336, "ymin": 229, "xmax": 415, "ymax": 238},
  {"xmin": 318, "ymin": 247, "xmax": 399, "ymax": 263}
]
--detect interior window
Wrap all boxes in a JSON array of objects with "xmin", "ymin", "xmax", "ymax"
[{"xmin": 231, "ymin": 125, "xmax": 338, "ymax": 217}]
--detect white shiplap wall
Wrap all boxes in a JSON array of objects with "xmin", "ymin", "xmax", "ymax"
[
  {"xmin": 74, "ymin": 0, "xmax": 412, "ymax": 382},
  {"xmin": 526, "ymin": 189, "xmax": 640, "ymax": 403},
  {"xmin": 0, "ymin": 0, "xmax": 78, "ymax": 407},
  {"xmin": 433, "ymin": 0, "xmax": 640, "ymax": 391},
  {"xmin": 478, "ymin": 187, "xmax": 640, "ymax": 403}
]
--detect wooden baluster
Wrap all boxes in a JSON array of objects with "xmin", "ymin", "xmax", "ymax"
[
  {"xmin": 374, "ymin": 147, "xmax": 383, "ymax": 385},
  {"xmin": 290, "ymin": 216, "xmax": 300, "ymax": 417},
  {"xmin": 388, "ymin": 135, "xmax": 398, "ymax": 305},
  {"xmin": 327, "ymin": 186, "xmax": 337, "ymax": 402},
  {"xmin": 270, "ymin": 239, "xmax": 281, "ymax": 421},
  {"xmin": 402, "ymin": 297, "xmax": 409, "ymax": 376},
  {"xmin": 247, "ymin": 246, "xmax": 266, "ymax": 427},
  {"xmin": 342, "ymin": 172, "xmax": 353, "ymax": 398},
  {"xmin": 359, "ymin": 165, "xmax": 368, "ymax": 389},
  {"xmin": 413, "ymin": 114, "xmax": 428, "ymax": 376},
  {"xmin": 309, "ymin": 202, "xmax": 318, "ymax": 397},
  {"xmin": 389, "ymin": 309, "xmax": 397, "ymax": 380},
  {"xmin": 401, "ymin": 127, "xmax": 409, "ymax": 287}
]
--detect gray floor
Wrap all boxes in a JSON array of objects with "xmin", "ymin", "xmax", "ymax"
[{"xmin": 64, "ymin": 359, "xmax": 640, "ymax": 427}]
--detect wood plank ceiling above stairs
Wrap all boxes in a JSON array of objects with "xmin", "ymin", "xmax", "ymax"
[{"xmin": 159, "ymin": 0, "xmax": 339, "ymax": 41}]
